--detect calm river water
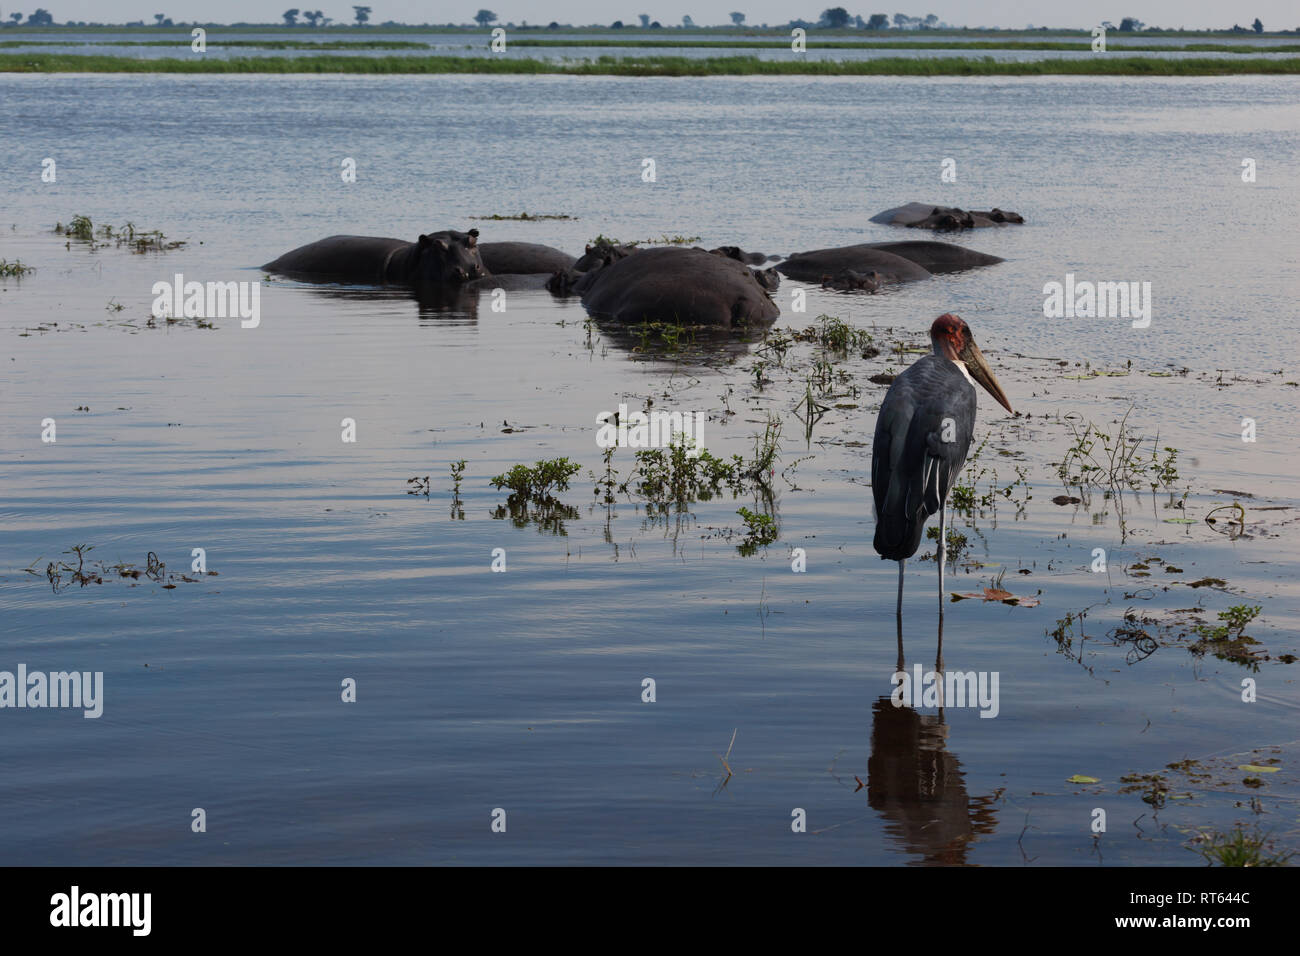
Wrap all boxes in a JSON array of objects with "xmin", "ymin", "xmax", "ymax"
[{"xmin": 1, "ymin": 73, "xmax": 1298, "ymax": 864}]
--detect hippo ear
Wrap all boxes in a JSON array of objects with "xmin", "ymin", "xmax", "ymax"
[
  {"xmin": 584, "ymin": 244, "xmax": 593, "ymax": 253},
  {"xmin": 418, "ymin": 234, "xmax": 430, "ymax": 248},
  {"xmin": 465, "ymin": 230, "xmax": 477, "ymax": 247}
]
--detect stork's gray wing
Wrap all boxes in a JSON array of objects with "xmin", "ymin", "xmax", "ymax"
[{"xmin": 872, "ymin": 355, "xmax": 976, "ymax": 560}]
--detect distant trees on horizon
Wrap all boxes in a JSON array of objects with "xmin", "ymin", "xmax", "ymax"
[{"xmin": 0, "ymin": 7, "xmax": 1290, "ymax": 34}]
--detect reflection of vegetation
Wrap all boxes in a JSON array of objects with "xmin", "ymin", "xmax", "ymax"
[
  {"xmin": 1046, "ymin": 598, "xmax": 1291, "ymax": 671},
  {"xmin": 490, "ymin": 459, "xmax": 582, "ymax": 534},
  {"xmin": 491, "ymin": 497, "xmax": 579, "ymax": 535},
  {"xmin": 450, "ymin": 460, "xmax": 467, "ymax": 520},
  {"xmin": 26, "ymin": 544, "xmax": 211, "ymax": 593},
  {"xmin": 1107, "ymin": 612, "xmax": 1161, "ymax": 664},
  {"xmin": 736, "ymin": 506, "xmax": 777, "ymax": 555},
  {"xmin": 1189, "ymin": 605, "xmax": 1264, "ymax": 666}
]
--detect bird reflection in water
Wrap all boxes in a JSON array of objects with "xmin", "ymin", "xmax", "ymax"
[{"xmin": 864, "ymin": 616, "xmax": 1002, "ymax": 865}]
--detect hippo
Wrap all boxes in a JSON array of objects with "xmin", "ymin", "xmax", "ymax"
[
  {"xmin": 546, "ymin": 269, "xmax": 581, "ymax": 295},
  {"xmin": 973, "ymin": 208, "xmax": 1024, "ymax": 224},
  {"xmin": 776, "ymin": 245, "xmax": 932, "ymax": 285},
  {"xmin": 822, "ymin": 269, "xmax": 883, "ymax": 293},
  {"xmin": 753, "ymin": 267, "xmax": 781, "ymax": 292},
  {"xmin": 262, "ymin": 229, "xmax": 486, "ymax": 283},
  {"xmin": 547, "ymin": 238, "xmax": 640, "ymax": 295},
  {"xmin": 870, "ymin": 203, "xmax": 1024, "ymax": 229},
  {"xmin": 478, "ymin": 241, "xmax": 576, "ymax": 275},
  {"xmin": 573, "ymin": 238, "xmax": 638, "ymax": 273},
  {"xmin": 575, "ymin": 246, "xmax": 779, "ymax": 329},
  {"xmin": 709, "ymin": 245, "xmax": 772, "ymax": 265},
  {"xmin": 864, "ymin": 240, "xmax": 1004, "ymax": 273}
]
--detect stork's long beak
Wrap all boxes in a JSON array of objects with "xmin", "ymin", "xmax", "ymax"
[{"xmin": 961, "ymin": 339, "xmax": 1013, "ymax": 414}]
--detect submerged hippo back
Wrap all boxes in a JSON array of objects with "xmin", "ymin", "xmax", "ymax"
[
  {"xmin": 864, "ymin": 240, "xmax": 1004, "ymax": 273},
  {"xmin": 579, "ymin": 246, "xmax": 779, "ymax": 329},
  {"xmin": 478, "ymin": 241, "xmax": 576, "ymax": 275},
  {"xmin": 262, "ymin": 235, "xmax": 412, "ymax": 281},
  {"xmin": 776, "ymin": 245, "xmax": 932, "ymax": 284}
]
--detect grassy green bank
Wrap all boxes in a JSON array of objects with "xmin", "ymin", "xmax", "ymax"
[
  {"xmin": 4, "ymin": 38, "xmax": 1299, "ymax": 54},
  {"xmin": 0, "ymin": 39, "xmax": 431, "ymax": 49},
  {"xmin": 2, "ymin": 53, "xmax": 1299, "ymax": 75},
  {"xmin": 511, "ymin": 39, "xmax": 1300, "ymax": 53}
]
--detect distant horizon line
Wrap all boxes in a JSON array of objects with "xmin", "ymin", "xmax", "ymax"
[{"xmin": 1, "ymin": 22, "xmax": 1291, "ymax": 34}]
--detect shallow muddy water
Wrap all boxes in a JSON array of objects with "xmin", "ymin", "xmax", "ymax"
[{"xmin": 1, "ymin": 73, "xmax": 1298, "ymax": 865}]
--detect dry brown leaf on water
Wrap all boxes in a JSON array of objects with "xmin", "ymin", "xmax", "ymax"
[{"xmin": 950, "ymin": 588, "xmax": 1039, "ymax": 607}]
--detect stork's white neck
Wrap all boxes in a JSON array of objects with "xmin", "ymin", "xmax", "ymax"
[{"xmin": 951, "ymin": 357, "xmax": 975, "ymax": 386}]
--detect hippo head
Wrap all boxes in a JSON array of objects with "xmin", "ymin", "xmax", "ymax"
[
  {"xmin": 989, "ymin": 208, "xmax": 1025, "ymax": 224},
  {"xmin": 753, "ymin": 267, "xmax": 781, "ymax": 292},
  {"xmin": 927, "ymin": 207, "xmax": 975, "ymax": 231},
  {"xmin": 574, "ymin": 239, "xmax": 633, "ymax": 273},
  {"xmin": 416, "ymin": 229, "xmax": 485, "ymax": 282},
  {"xmin": 546, "ymin": 268, "xmax": 580, "ymax": 295},
  {"xmin": 822, "ymin": 269, "xmax": 881, "ymax": 293}
]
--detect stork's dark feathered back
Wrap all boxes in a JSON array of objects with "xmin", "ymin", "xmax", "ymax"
[{"xmin": 872, "ymin": 353, "xmax": 977, "ymax": 560}]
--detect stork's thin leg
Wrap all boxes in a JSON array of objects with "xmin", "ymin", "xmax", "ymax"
[
  {"xmin": 936, "ymin": 612, "xmax": 945, "ymax": 715},
  {"xmin": 937, "ymin": 494, "xmax": 947, "ymax": 617},
  {"xmin": 936, "ymin": 607, "xmax": 945, "ymax": 675},
  {"xmin": 896, "ymin": 558, "xmax": 905, "ymax": 620},
  {"xmin": 895, "ymin": 598, "xmax": 905, "ymax": 674}
]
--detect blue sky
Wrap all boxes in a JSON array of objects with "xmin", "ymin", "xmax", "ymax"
[{"xmin": 10, "ymin": 2, "xmax": 1295, "ymax": 30}]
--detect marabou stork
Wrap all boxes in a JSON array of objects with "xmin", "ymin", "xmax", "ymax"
[{"xmin": 872, "ymin": 314, "xmax": 1013, "ymax": 617}]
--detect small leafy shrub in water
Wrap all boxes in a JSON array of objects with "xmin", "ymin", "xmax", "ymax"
[
  {"xmin": 0, "ymin": 259, "xmax": 34, "ymax": 277},
  {"xmin": 736, "ymin": 506, "xmax": 778, "ymax": 555},
  {"xmin": 632, "ymin": 438, "xmax": 744, "ymax": 504},
  {"xmin": 815, "ymin": 314, "xmax": 873, "ymax": 354},
  {"xmin": 490, "ymin": 458, "xmax": 581, "ymax": 500}
]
